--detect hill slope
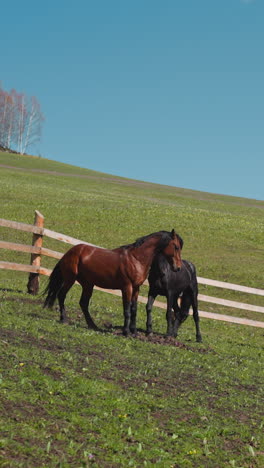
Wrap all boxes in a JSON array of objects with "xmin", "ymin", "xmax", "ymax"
[{"xmin": 1, "ymin": 151, "xmax": 263, "ymax": 286}]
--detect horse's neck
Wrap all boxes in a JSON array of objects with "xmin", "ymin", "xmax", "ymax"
[
  {"xmin": 152, "ymin": 253, "xmax": 169, "ymax": 272},
  {"xmin": 133, "ymin": 237, "xmax": 159, "ymax": 266}
]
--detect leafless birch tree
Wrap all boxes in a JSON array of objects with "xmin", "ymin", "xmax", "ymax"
[{"xmin": 0, "ymin": 84, "xmax": 44, "ymax": 154}]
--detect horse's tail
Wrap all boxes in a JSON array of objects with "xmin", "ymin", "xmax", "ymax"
[{"xmin": 43, "ymin": 262, "xmax": 64, "ymax": 309}]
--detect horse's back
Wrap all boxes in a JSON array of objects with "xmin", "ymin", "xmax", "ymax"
[
  {"xmin": 61, "ymin": 244, "xmax": 94, "ymax": 263},
  {"xmin": 181, "ymin": 260, "xmax": 198, "ymax": 302},
  {"xmin": 182, "ymin": 260, "xmax": 197, "ymax": 284},
  {"xmin": 77, "ymin": 244, "xmax": 128, "ymax": 288},
  {"xmin": 183, "ymin": 259, "xmax": 196, "ymax": 275},
  {"xmin": 58, "ymin": 244, "xmax": 92, "ymax": 276}
]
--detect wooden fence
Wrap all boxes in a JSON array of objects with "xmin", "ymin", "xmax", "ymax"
[{"xmin": 0, "ymin": 210, "xmax": 264, "ymax": 329}]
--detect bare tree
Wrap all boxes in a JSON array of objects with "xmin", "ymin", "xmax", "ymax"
[
  {"xmin": 6, "ymin": 90, "xmax": 16, "ymax": 149},
  {"xmin": 21, "ymin": 95, "xmax": 44, "ymax": 154},
  {"xmin": 0, "ymin": 84, "xmax": 44, "ymax": 154},
  {"xmin": 0, "ymin": 87, "xmax": 10, "ymax": 148}
]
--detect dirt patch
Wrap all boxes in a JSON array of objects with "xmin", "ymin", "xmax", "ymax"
[
  {"xmin": 1, "ymin": 398, "xmax": 48, "ymax": 422},
  {"xmin": 0, "ymin": 319, "xmax": 213, "ymax": 356},
  {"xmin": 107, "ymin": 326, "xmax": 214, "ymax": 354},
  {"xmin": 0, "ymin": 328, "xmax": 64, "ymax": 353}
]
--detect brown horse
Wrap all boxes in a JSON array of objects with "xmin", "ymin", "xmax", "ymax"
[{"xmin": 43, "ymin": 230, "xmax": 183, "ymax": 335}]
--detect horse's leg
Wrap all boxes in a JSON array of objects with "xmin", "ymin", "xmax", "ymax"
[
  {"xmin": 166, "ymin": 291, "xmax": 175, "ymax": 336},
  {"xmin": 145, "ymin": 290, "xmax": 157, "ymax": 335},
  {"xmin": 130, "ymin": 287, "xmax": 139, "ymax": 334},
  {"xmin": 172, "ymin": 296, "xmax": 181, "ymax": 338},
  {"xmin": 122, "ymin": 284, "xmax": 133, "ymax": 336},
  {"xmin": 173, "ymin": 291, "xmax": 192, "ymax": 338},
  {"xmin": 57, "ymin": 276, "xmax": 76, "ymax": 323},
  {"xmin": 79, "ymin": 283, "xmax": 99, "ymax": 331},
  {"xmin": 192, "ymin": 293, "xmax": 202, "ymax": 342}
]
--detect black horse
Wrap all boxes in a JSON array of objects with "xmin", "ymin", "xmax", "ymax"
[{"xmin": 146, "ymin": 254, "xmax": 202, "ymax": 342}]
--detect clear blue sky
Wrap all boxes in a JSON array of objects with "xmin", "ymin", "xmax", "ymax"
[{"xmin": 1, "ymin": 0, "xmax": 263, "ymax": 200}]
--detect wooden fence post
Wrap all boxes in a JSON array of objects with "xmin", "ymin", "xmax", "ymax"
[{"xmin": 27, "ymin": 210, "xmax": 44, "ymax": 295}]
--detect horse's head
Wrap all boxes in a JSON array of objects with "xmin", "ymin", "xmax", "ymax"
[{"xmin": 162, "ymin": 229, "xmax": 183, "ymax": 272}]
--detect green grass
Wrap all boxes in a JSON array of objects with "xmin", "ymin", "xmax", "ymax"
[{"xmin": 0, "ymin": 152, "xmax": 264, "ymax": 467}]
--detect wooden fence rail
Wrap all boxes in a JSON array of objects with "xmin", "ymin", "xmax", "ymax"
[{"xmin": 1, "ymin": 211, "xmax": 264, "ymax": 329}]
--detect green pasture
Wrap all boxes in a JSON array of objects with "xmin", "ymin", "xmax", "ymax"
[{"xmin": 0, "ymin": 152, "xmax": 263, "ymax": 467}]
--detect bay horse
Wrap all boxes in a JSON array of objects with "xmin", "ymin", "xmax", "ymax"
[
  {"xmin": 43, "ymin": 230, "xmax": 183, "ymax": 336},
  {"xmin": 146, "ymin": 254, "xmax": 202, "ymax": 342}
]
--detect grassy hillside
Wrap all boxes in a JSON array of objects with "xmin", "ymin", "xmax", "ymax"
[
  {"xmin": 0, "ymin": 152, "xmax": 264, "ymax": 467},
  {"xmin": 0, "ymin": 151, "xmax": 263, "ymax": 313}
]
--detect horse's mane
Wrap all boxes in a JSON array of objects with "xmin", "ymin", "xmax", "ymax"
[
  {"xmin": 134, "ymin": 231, "xmax": 172, "ymax": 247},
  {"xmin": 114, "ymin": 231, "xmax": 183, "ymax": 250},
  {"xmin": 120, "ymin": 230, "xmax": 180, "ymax": 250}
]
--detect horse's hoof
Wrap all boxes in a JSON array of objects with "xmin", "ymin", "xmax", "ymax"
[
  {"xmin": 196, "ymin": 336, "xmax": 202, "ymax": 343},
  {"xmin": 88, "ymin": 324, "xmax": 100, "ymax": 332}
]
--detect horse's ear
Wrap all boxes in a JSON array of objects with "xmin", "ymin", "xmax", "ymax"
[
  {"xmin": 179, "ymin": 236, "xmax": 184, "ymax": 249},
  {"xmin": 171, "ymin": 229, "xmax": 184, "ymax": 249}
]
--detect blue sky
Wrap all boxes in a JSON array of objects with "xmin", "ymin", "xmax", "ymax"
[{"xmin": 1, "ymin": 0, "xmax": 263, "ymax": 200}]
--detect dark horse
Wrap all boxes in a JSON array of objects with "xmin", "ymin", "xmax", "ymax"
[
  {"xmin": 146, "ymin": 254, "xmax": 202, "ymax": 342},
  {"xmin": 44, "ymin": 230, "xmax": 183, "ymax": 336}
]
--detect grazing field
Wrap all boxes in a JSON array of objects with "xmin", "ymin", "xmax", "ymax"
[{"xmin": 0, "ymin": 152, "xmax": 264, "ymax": 467}]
